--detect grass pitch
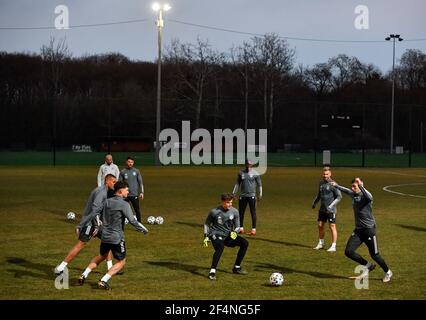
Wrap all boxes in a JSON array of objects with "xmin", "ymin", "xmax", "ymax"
[{"xmin": 0, "ymin": 166, "xmax": 425, "ymax": 300}]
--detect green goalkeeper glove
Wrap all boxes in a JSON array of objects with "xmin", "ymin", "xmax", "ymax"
[
  {"xmin": 230, "ymin": 231, "xmax": 237, "ymax": 240},
  {"xmin": 203, "ymin": 236, "xmax": 210, "ymax": 247}
]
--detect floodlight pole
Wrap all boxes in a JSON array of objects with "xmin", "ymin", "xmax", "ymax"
[
  {"xmin": 386, "ymin": 34, "xmax": 403, "ymax": 154},
  {"xmin": 154, "ymin": 8, "xmax": 164, "ymax": 166}
]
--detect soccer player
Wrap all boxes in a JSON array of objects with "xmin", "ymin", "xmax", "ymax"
[
  {"xmin": 54, "ymin": 174, "xmax": 117, "ymax": 275},
  {"xmin": 232, "ymin": 160, "xmax": 262, "ymax": 235},
  {"xmin": 311, "ymin": 167, "xmax": 342, "ymax": 252},
  {"xmin": 203, "ymin": 193, "xmax": 249, "ymax": 280},
  {"xmin": 119, "ymin": 157, "xmax": 144, "ymax": 222},
  {"xmin": 331, "ymin": 177, "xmax": 393, "ymax": 282},
  {"xmin": 78, "ymin": 181, "xmax": 149, "ymax": 290},
  {"xmin": 97, "ymin": 154, "xmax": 120, "ymax": 187}
]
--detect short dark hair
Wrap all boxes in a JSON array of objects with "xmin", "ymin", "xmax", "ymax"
[
  {"xmin": 104, "ymin": 174, "xmax": 116, "ymax": 181},
  {"xmin": 127, "ymin": 156, "xmax": 134, "ymax": 161},
  {"xmin": 221, "ymin": 193, "xmax": 234, "ymax": 201},
  {"xmin": 351, "ymin": 178, "xmax": 362, "ymax": 184},
  {"xmin": 114, "ymin": 181, "xmax": 128, "ymax": 193}
]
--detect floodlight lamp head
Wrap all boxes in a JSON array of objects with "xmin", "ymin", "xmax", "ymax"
[{"xmin": 152, "ymin": 3, "xmax": 161, "ymax": 11}]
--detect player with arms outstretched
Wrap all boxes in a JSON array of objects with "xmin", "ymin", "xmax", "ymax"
[
  {"xmin": 78, "ymin": 181, "xmax": 149, "ymax": 290},
  {"xmin": 203, "ymin": 193, "xmax": 248, "ymax": 280},
  {"xmin": 54, "ymin": 174, "xmax": 116, "ymax": 275},
  {"xmin": 331, "ymin": 177, "xmax": 393, "ymax": 282}
]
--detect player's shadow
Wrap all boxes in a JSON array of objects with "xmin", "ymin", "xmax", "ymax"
[
  {"xmin": 254, "ymin": 262, "xmax": 347, "ymax": 280},
  {"xmin": 394, "ymin": 224, "xmax": 426, "ymax": 233},
  {"xmin": 5, "ymin": 257, "xmax": 81, "ymax": 281},
  {"xmin": 145, "ymin": 260, "xmax": 228, "ymax": 278},
  {"xmin": 248, "ymin": 236, "xmax": 311, "ymax": 249},
  {"xmin": 175, "ymin": 221, "xmax": 203, "ymax": 229},
  {"xmin": 6, "ymin": 257, "xmax": 57, "ymax": 280},
  {"xmin": 0, "ymin": 200, "xmax": 35, "ymax": 209}
]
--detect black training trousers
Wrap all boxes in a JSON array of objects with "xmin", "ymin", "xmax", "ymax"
[
  {"xmin": 344, "ymin": 227, "xmax": 389, "ymax": 272},
  {"xmin": 210, "ymin": 235, "xmax": 249, "ymax": 269},
  {"xmin": 239, "ymin": 196, "xmax": 257, "ymax": 229},
  {"xmin": 126, "ymin": 196, "xmax": 142, "ymax": 222}
]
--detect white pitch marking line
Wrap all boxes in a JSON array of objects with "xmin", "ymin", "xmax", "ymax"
[
  {"xmin": 346, "ymin": 168, "xmax": 426, "ymax": 178},
  {"xmin": 382, "ymin": 183, "xmax": 426, "ymax": 199}
]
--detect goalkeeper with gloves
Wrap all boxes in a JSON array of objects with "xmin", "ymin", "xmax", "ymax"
[{"xmin": 203, "ymin": 193, "xmax": 249, "ymax": 280}]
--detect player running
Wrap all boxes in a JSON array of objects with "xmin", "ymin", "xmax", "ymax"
[
  {"xmin": 54, "ymin": 174, "xmax": 116, "ymax": 275},
  {"xmin": 77, "ymin": 181, "xmax": 149, "ymax": 290},
  {"xmin": 331, "ymin": 177, "xmax": 393, "ymax": 282},
  {"xmin": 311, "ymin": 167, "xmax": 342, "ymax": 252},
  {"xmin": 232, "ymin": 160, "xmax": 263, "ymax": 235},
  {"xmin": 203, "ymin": 193, "xmax": 248, "ymax": 280}
]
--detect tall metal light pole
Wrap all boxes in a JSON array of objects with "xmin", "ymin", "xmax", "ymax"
[
  {"xmin": 385, "ymin": 34, "xmax": 403, "ymax": 154},
  {"xmin": 152, "ymin": 3, "xmax": 171, "ymax": 166}
]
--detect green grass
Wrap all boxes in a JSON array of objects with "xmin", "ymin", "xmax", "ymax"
[{"xmin": 0, "ymin": 166, "xmax": 425, "ymax": 300}]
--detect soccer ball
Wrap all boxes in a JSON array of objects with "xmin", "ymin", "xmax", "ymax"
[
  {"xmin": 269, "ymin": 272, "xmax": 284, "ymax": 286},
  {"xmin": 147, "ymin": 216, "xmax": 156, "ymax": 224},
  {"xmin": 66, "ymin": 212, "xmax": 76, "ymax": 220},
  {"xmin": 155, "ymin": 216, "xmax": 164, "ymax": 225}
]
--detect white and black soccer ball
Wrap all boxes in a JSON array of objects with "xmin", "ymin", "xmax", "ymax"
[
  {"xmin": 155, "ymin": 216, "xmax": 164, "ymax": 225},
  {"xmin": 269, "ymin": 272, "xmax": 284, "ymax": 286},
  {"xmin": 147, "ymin": 216, "xmax": 156, "ymax": 224},
  {"xmin": 67, "ymin": 212, "xmax": 76, "ymax": 220}
]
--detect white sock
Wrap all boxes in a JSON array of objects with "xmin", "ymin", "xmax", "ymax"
[
  {"xmin": 330, "ymin": 243, "xmax": 336, "ymax": 248},
  {"xmin": 210, "ymin": 268, "xmax": 216, "ymax": 273},
  {"xmin": 107, "ymin": 260, "xmax": 113, "ymax": 270},
  {"xmin": 234, "ymin": 265, "xmax": 240, "ymax": 269},
  {"xmin": 56, "ymin": 261, "xmax": 68, "ymax": 272},
  {"xmin": 82, "ymin": 268, "xmax": 92, "ymax": 278},
  {"xmin": 365, "ymin": 262, "xmax": 372, "ymax": 269},
  {"xmin": 101, "ymin": 274, "xmax": 111, "ymax": 282},
  {"xmin": 319, "ymin": 239, "xmax": 324, "ymax": 244}
]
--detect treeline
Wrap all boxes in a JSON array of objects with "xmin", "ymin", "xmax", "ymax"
[{"xmin": 1, "ymin": 35, "xmax": 426, "ymax": 151}]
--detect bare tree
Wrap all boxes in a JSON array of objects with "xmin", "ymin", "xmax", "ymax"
[
  {"xmin": 40, "ymin": 36, "xmax": 71, "ymax": 96},
  {"xmin": 328, "ymin": 54, "xmax": 367, "ymax": 91},
  {"xmin": 164, "ymin": 37, "xmax": 224, "ymax": 128},
  {"xmin": 231, "ymin": 41, "xmax": 256, "ymax": 133},
  {"xmin": 251, "ymin": 33, "xmax": 295, "ymax": 130},
  {"xmin": 40, "ymin": 36, "xmax": 71, "ymax": 165},
  {"xmin": 396, "ymin": 49, "xmax": 426, "ymax": 89},
  {"xmin": 304, "ymin": 63, "xmax": 333, "ymax": 96}
]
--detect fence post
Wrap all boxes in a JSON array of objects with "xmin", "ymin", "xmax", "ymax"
[
  {"xmin": 409, "ymin": 147, "xmax": 412, "ymax": 167},
  {"xmin": 362, "ymin": 147, "xmax": 365, "ymax": 167}
]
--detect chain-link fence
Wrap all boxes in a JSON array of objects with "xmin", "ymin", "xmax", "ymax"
[{"xmin": 1, "ymin": 97, "xmax": 425, "ymax": 167}]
